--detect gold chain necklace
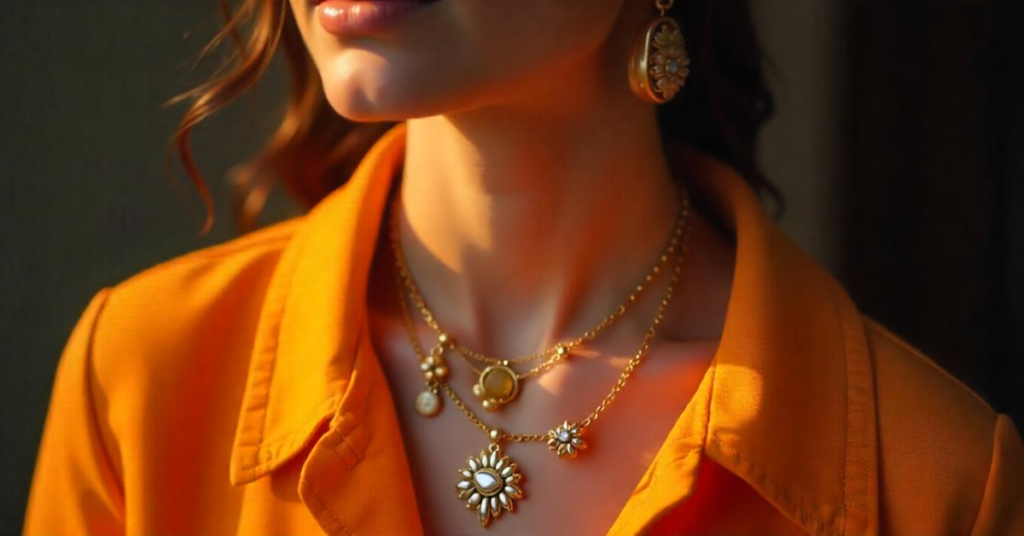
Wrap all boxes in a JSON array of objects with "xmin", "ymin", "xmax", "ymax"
[
  {"xmin": 390, "ymin": 189, "xmax": 692, "ymax": 527},
  {"xmin": 390, "ymin": 189, "xmax": 689, "ymax": 412}
]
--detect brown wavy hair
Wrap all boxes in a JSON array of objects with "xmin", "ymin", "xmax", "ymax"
[{"xmin": 164, "ymin": 0, "xmax": 778, "ymax": 235}]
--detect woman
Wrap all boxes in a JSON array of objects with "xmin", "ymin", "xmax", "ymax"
[{"xmin": 23, "ymin": 0, "xmax": 1023, "ymax": 534}]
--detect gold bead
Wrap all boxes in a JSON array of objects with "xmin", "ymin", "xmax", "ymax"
[
  {"xmin": 434, "ymin": 365, "xmax": 449, "ymax": 378},
  {"xmin": 489, "ymin": 428, "xmax": 502, "ymax": 441},
  {"xmin": 556, "ymin": 344, "xmax": 568, "ymax": 356},
  {"xmin": 472, "ymin": 384, "xmax": 485, "ymax": 398},
  {"xmin": 482, "ymin": 399, "xmax": 496, "ymax": 411},
  {"xmin": 419, "ymin": 362, "xmax": 432, "ymax": 372},
  {"xmin": 425, "ymin": 356, "xmax": 437, "ymax": 367},
  {"xmin": 438, "ymin": 333, "xmax": 450, "ymax": 345},
  {"xmin": 424, "ymin": 370, "xmax": 435, "ymax": 381}
]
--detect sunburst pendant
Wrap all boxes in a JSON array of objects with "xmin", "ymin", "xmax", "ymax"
[{"xmin": 455, "ymin": 444, "xmax": 524, "ymax": 527}]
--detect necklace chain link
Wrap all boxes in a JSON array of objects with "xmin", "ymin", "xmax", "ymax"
[
  {"xmin": 390, "ymin": 186, "xmax": 693, "ymax": 443},
  {"xmin": 390, "ymin": 191, "xmax": 688, "ymax": 369}
]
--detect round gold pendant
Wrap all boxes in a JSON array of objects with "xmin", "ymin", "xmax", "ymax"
[
  {"xmin": 472, "ymin": 364, "xmax": 519, "ymax": 411},
  {"xmin": 456, "ymin": 444, "xmax": 524, "ymax": 527},
  {"xmin": 414, "ymin": 390, "xmax": 441, "ymax": 417}
]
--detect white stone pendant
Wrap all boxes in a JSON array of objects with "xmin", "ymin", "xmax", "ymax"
[
  {"xmin": 414, "ymin": 389, "xmax": 441, "ymax": 417},
  {"xmin": 455, "ymin": 444, "xmax": 524, "ymax": 527}
]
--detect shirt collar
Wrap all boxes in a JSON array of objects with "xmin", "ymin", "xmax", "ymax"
[
  {"xmin": 611, "ymin": 144, "xmax": 881, "ymax": 535},
  {"xmin": 229, "ymin": 121, "xmax": 880, "ymax": 535},
  {"xmin": 229, "ymin": 121, "xmax": 406, "ymax": 485}
]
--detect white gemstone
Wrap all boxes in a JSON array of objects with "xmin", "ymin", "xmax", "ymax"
[
  {"xmin": 557, "ymin": 430, "xmax": 571, "ymax": 443},
  {"xmin": 474, "ymin": 471, "xmax": 501, "ymax": 493},
  {"xmin": 667, "ymin": 60, "xmax": 679, "ymax": 74}
]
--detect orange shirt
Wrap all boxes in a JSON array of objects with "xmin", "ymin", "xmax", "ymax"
[{"xmin": 25, "ymin": 121, "xmax": 1024, "ymax": 535}]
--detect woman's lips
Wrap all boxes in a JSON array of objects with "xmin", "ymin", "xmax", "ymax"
[{"xmin": 316, "ymin": 1, "xmax": 433, "ymax": 35}]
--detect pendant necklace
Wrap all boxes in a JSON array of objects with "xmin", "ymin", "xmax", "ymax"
[
  {"xmin": 391, "ymin": 188, "xmax": 689, "ymax": 414},
  {"xmin": 390, "ymin": 188, "xmax": 692, "ymax": 527}
]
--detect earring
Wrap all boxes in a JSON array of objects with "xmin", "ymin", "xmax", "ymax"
[{"xmin": 628, "ymin": 0, "xmax": 690, "ymax": 104}]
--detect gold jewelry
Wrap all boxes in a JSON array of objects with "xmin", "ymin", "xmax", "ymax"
[
  {"xmin": 628, "ymin": 0, "xmax": 690, "ymax": 104},
  {"xmin": 390, "ymin": 188, "xmax": 690, "ymax": 412},
  {"xmin": 391, "ymin": 188, "xmax": 693, "ymax": 527}
]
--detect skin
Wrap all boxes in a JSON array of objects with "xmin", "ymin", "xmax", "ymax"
[{"xmin": 288, "ymin": 0, "xmax": 737, "ymax": 533}]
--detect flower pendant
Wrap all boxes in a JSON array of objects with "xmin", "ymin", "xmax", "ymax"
[
  {"xmin": 628, "ymin": 16, "xmax": 691, "ymax": 103},
  {"xmin": 455, "ymin": 444, "xmax": 524, "ymax": 527},
  {"xmin": 547, "ymin": 421, "xmax": 587, "ymax": 458}
]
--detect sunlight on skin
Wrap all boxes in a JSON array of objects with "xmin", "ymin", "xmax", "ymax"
[
  {"xmin": 286, "ymin": 0, "xmax": 683, "ymax": 358},
  {"xmin": 290, "ymin": 0, "xmax": 735, "ymax": 533}
]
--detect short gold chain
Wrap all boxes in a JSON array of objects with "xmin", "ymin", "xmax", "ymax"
[
  {"xmin": 392, "ymin": 188, "xmax": 693, "ymax": 443},
  {"xmin": 389, "ymin": 189, "xmax": 688, "ymax": 368}
]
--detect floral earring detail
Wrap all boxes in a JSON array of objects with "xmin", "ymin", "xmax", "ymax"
[{"xmin": 628, "ymin": 0, "xmax": 690, "ymax": 104}]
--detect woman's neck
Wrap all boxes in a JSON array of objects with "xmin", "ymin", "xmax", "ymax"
[{"xmin": 397, "ymin": 36, "xmax": 684, "ymax": 358}]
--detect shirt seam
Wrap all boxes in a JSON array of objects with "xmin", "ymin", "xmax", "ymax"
[
  {"xmin": 302, "ymin": 476, "xmax": 354, "ymax": 536},
  {"xmin": 967, "ymin": 414, "xmax": 1005, "ymax": 535},
  {"xmin": 82, "ymin": 286, "xmax": 128, "ymax": 522},
  {"xmin": 114, "ymin": 229, "xmax": 298, "ymax": 291},
  {"xmin": 238, "ymin": 394, "xmax": 342, "ymax": 479},
  {"xmin": 862, "ymin": 316, "xmax": 994, "ymax": 413},
  {"xmin": 311, "ymin": 327, "xmax": 375, "ymax": 534},
  {"xmin": 834, "ymin": 282, "xmax": 852, "ymax": 534},
  {"xmin": 251, "ymin": 233, "xmax": 306, "ymax": 464}
]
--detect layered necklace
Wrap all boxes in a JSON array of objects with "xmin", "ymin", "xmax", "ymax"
[{"xmin": 389, "ymin": 187, "xmax": 692, "ymax": 528}]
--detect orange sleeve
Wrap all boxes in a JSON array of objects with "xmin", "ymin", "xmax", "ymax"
[
  {"xmin": 970, "ymin": 414, "xmax": 1024, "ymax": 535},
  {"xmin": 23, "ymin": 288, "xmax": 125, "ymax": 536}
]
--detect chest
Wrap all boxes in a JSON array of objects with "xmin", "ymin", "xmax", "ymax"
[{"xmin": 367, "ymin": 312, "xmax": 716, "ymax": 535}]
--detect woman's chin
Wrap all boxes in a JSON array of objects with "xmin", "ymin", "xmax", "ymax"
[
  {"xmin": 319, "ymin": 62, "xmax": 451, "ymax": 122},
  {"xmin": 322, "ymin": 82, "xmax": 432, "ymax": 123}
]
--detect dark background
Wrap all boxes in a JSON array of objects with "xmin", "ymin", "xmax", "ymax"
[{"xmin": 2, "ymin": 1, "xmax": 1022, "ymax": 531}]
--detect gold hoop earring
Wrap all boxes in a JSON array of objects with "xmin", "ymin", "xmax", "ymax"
[{"xmin": 628, "ymin": 0, "xmax": 690, "ymax": 104}]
